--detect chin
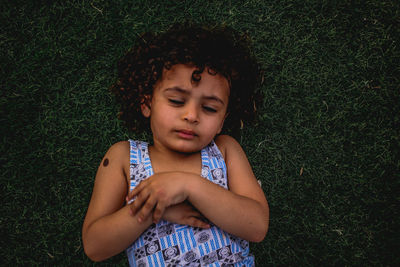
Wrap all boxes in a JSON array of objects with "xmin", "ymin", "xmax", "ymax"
[
  {"xmin": 172, "ymin": 142, "xmax": 203, "ymax": 154},
  {"xmin": 175, "ymin": 147, "xmax": 200, "ymax": 154}
]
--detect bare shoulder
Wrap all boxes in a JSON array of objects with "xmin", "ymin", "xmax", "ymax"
[
  {"xmin": 215, "ymin": 135, "xmax": 255, "ymax": 189},
  {"xmin": 100, "ymin": 141, "xmax": 130, "ymax": 182},
  {"xmin": 104, "ymin": 140, "xmax": 130, "ymax": 163},
  {"xmin": 214, "ymin": 135, "xmax": 244, "ymax": 160},
  {"xmin": 94, "ymin": 140, "xmax": 130, "ymax": 181},
  {"xmin": 107, "ymin": 140, "xmax": 130, "ymax": 157},
  {"xmin": 215, "ymin": 134, "xmax": 237, "ymax": 146}
]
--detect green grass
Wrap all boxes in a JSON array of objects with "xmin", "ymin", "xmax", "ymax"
[{"xmin": 1, "ymin": 0, "xmax": 399, "ymax": 265}]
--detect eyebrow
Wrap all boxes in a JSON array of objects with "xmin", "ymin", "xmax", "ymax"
[
  {"xmin": 164, "ymin": 87, "xmax": 189, "ymax": 95},
  {"xmin": 164, "ymin": 87, "xmax": 225, "ymax": 105}
]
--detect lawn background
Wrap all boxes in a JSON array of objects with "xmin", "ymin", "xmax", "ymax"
[{"xmin": 1, "ymin": 0, "xmax": 399, "ymax": 266}]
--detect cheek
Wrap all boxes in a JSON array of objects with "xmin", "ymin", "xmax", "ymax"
[
  {"xmin": 205, "ymin": 116, "xmax": 225, "ymax": 132},
  {"xmin": 150, "ymin": 110, "xmax": 171, "ymax": 132}
]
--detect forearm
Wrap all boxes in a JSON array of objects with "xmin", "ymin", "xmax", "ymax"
[
  {"xmin": 83, "ymin": 205, "xmax": 152, "ymax": 262},
  {"xmin": 187, "ymin": 174, "xmax": 269, "ymax": 242},
  {"xmin": 126, "ymin": 170, "xmax": 269, "ymax": 242}
]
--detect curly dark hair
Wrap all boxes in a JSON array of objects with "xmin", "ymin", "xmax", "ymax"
[{"xmin": 111, "ymin": 23, "xmax": 262, "ymax": 135}]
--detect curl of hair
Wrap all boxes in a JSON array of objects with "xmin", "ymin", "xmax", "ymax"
[{"xmin": 111, "ymin": 23, "xmax": 262, "ymax": 135}]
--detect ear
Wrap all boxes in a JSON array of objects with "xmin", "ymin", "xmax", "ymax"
[
  {"xmin": 140, "ymin": 95, "xmax": 151, "ymax": 118},
  {"xmin": 217, "ymin": 113, "xmax": 228, "ymax": 134}
]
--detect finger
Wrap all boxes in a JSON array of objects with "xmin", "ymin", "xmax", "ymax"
[
  {"xmin": 129, "ymin": 189, "xmax": 150, "ymax": 216},
  {"xmin": 136, "ymin": 195, "xmax": 157, "ymax": 223},
  {"xmin": 128, "ymin": 180, "xmax": 147, "ymax": 200},
  {"xmin": 187, "ymin": 217, "xmax": 210, "ymax": 229},
  {"xmin": 186, "ymin": 209, "xmax": 208, "ymax": 221},
  {"xmin": 126, "ymin": 194, "xmax": 135, "ymax": 204},
  {"xmin": 187, "ymin": 208, "xmax": 201, "ymax": 216},
  {"xmin": 152, "ymin": 202, "xmax": 167, "ymax": 224},
  {"xmin": 188, "ymin": 211, "xmax": 210, "ymax": 228}
]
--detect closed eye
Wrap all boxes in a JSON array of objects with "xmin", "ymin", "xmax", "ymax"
[
  {"xmin": 169, "ymin": 99, "xmax": 184, "ymax": 105},
  {"xmin": 203, "ymin": 106, "xmax": 217, "ymax": 113}
]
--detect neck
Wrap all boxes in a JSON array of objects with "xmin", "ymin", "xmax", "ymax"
[{"xmin": 148, "ymin": 143, "xmax": 202, "ymax": 174}]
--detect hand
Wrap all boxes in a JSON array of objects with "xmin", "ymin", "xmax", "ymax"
[
  {"xmin": 163, "ymin": 202, "xmax": 210, "ymax": 229},
  {"xmin": 126, "ymin": 172, "xmax": 191, "ymax": 223}
]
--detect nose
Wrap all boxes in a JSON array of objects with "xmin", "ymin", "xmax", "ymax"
[{"xmin": 183, "ymin": 102, "xmax": 199, "ymax": 124}]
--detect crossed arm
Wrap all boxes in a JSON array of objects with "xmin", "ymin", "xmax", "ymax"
[
  {"xmin": 82, "ymin": 141, "xmax": 209, "ymax": 261},
  {"xmin": 82, "ymin": 136, "xmax": 269, "ymax": 262},
  {"xmin": 127, "ymin": 135, "xmax": 269, "ymax": 241}
]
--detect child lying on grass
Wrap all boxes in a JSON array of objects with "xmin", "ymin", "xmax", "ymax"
[{"xmin": 82, "ymin": 23, "xmax": 269, "ymax": 266}]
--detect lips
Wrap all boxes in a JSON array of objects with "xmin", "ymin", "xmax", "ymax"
[{"xmin": 176, "ymin": 129, "xmax": 197, "ymax": 139}]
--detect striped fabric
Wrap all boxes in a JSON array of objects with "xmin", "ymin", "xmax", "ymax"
[{"xmin": 126, "ymin": 140, "xmax": 254, "ymax": 267}]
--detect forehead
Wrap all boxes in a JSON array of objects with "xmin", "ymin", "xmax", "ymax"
[{"xmin": 155, "ymin": 64, "xmax": 230, "ymax": 98}]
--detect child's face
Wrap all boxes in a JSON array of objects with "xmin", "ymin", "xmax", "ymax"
[{"xmin": 141, "ymin": 64, "xmax": 229, "ymax": 153}]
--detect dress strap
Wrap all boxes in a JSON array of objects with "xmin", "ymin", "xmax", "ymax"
[
  {"xmin": 128, "ymin": 140, "xmax": 152, "ymax": 193},
  {"xmin": 201, "ymin": 140, "xmax": 228, "ymax": 189}
]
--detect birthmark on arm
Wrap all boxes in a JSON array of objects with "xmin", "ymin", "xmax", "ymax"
[{"xmin": 103, "ymin": 158, "xmax": 109, "ymax": 167}]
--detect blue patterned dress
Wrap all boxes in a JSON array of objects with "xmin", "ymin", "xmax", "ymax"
[{"xmin": 126, "ymin": 140, "xmax": 254, "ymax": 267}]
